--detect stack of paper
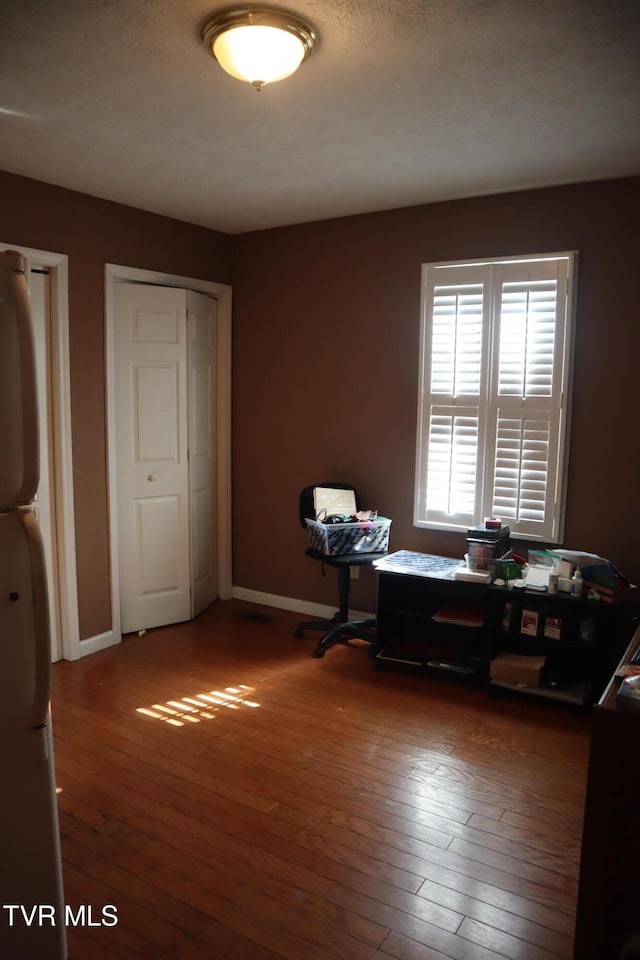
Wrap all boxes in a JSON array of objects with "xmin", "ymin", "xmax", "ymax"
[
  {"xmin": 453, "ymin": 567, "xmax": 491, "ymax": 583},
  {"xmin": 524, "ymin": 565, "xmax": 550, "ymax": 591}
]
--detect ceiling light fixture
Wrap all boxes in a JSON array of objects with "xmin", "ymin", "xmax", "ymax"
[{"xmin": 202, "ymin": 6, "xmax": 317, "ymax": 92}]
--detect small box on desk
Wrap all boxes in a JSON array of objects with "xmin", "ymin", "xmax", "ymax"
[
  {"xmin": 305, "ymin": 518, "xmax": 391, "ymax": 556},
  {"xmin": 466, "ymin": 525, "xmax": 510, "ymax": 572},
  {"xmin": 467, "ymin": 524, "xmax": 510, "ymax": 540},
  {"xmin": 490, "ymin": 652, "xmax": 546, "ymax": 687},
  {"xmin": 495, "ymin": 555, "xmax": 524, "ymax": 581}
]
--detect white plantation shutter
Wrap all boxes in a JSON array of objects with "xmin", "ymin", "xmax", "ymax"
[
  {"xmin": 431, "ymin": 284, "xmax": 483, "ymax": 395},
  {"xmin": 426, "ymin": 409, "xmax": 479, "ymax": 520},
  {"xmin": 491, "ymin": 414, "xmax": 554, "ymax": 527},
  {"xmin": 415, "ymin": 265, "xmax": 489, "ymax": 529},
  {"xmin": 497, "ymin": 279, "xmax": 557, "ymax": 397},
  {"xmin": 415, "ymin": 254, "xmax": 575, "ymax": 541}
]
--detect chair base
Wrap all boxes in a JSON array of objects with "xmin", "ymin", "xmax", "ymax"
[
  {"xmin": 295, "ymin": 615, "xmax": 376, "ymax": 658},
  {"xmin": 296, "ymin": 546, "xmax": 386, "ymax": 657}
]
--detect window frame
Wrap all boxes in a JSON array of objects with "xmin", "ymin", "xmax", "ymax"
[{"xmin": 414, "ymin": 252, "xmax": 577, "ymax": 543}]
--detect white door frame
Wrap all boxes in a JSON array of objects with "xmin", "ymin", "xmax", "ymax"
[
  {"xmin": 105, "ymin": 264, "xmax": 232, "ymax": 645},
  {"xmin": 0, "ymin": 241, "xmax": 80, "ymax": 661}
]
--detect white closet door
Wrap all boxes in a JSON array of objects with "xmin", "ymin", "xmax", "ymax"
[
  {"xmin": 114, "ymin": 283, "xmax": 191, "ymax": 634},
  {"xmin": 187, "ymin": 290, "xmax": 217, "ymax": 617}
]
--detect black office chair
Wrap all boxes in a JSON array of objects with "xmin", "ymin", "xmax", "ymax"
[{"xmin": 294, "ymin": 483, "xmax": 388, "ymax": 658}]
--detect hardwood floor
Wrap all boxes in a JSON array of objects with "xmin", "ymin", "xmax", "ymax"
[{"xmin": 51, "ymin": 600, "xmax": 591, "ymax": 960}]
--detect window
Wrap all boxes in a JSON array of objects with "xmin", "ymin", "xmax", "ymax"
[{"xmin": 414, "ymin": 252, "xmax": 576, "ymax": 542}]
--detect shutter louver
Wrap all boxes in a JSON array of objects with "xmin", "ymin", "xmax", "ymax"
[
  {"xmin": 498, "ymin": 281, "xmax": 557, "ymax": 398},
  {"xmin": 425, "ymin": 409, "xmax": 478, "ymax": 521},
  {"xmin": 431, "ymin": 285, "xmax": 483, "ymax": 396},
  {"xmin": 492, "ymin": 416, "xmax": 550, "ymax": 527}
]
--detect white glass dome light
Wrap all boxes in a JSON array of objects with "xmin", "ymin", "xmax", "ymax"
[{"xmin": 202, "ymin": 8, "xmax": 317, "ymax": 91}]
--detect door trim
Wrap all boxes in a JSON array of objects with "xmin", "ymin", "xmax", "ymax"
[
  {"xmin": 105, "ymin": 264, "xmax": 232, "ymax": 645},
  {"xmin": 0, "ymin": 242, "xmax": 80, "ymax": 661}
]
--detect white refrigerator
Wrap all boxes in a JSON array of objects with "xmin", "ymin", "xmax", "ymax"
[{"xmin": 0, "ymin": 250, "xmax": 67, "ymax": 958}]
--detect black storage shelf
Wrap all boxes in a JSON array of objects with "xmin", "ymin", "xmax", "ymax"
[
  {"xmin": 488, "ymin": 584, "xmax": 625, "ymax": 704},
  {"xmin": 489, "ymin": 678, "xmax": 593, "ymax": 707},
  {"xmin": 373, "ymin": 556, "xmax": 489, "ymax": 682},
  {"xmin": 373, "ymin": 552, "xmax": 639, "ymax": 707}
]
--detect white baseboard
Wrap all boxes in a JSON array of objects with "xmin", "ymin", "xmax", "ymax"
[
  {"xmin": 75, "ymin": 591, "xmax": 373, "ymax": 661},
  {"xmin": 74, "ymin": 629, "xmax": 121, "ymax": 660},
  {"xmin": 231, "ymin": 586, "xmax": 374, "ymax": 622}
]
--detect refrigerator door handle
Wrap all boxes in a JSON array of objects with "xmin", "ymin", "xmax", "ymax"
[
  {"xmin": 5, "ymin": 250, "xmax": 40, "ymax": 504},
  {"xmin": 21, "ymin": 509, "xmax": 52, "ymax": 730}
]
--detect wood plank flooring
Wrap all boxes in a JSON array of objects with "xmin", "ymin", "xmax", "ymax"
[{"xmin": 51, "ymin": 600, "xmax": 591, "ymax": 960}]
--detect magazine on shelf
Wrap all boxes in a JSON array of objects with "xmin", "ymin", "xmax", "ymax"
[
  {"xmin": 432, "ymin": 604, "xmax": 484, "ymax": 628},
  {"xmin": 521, "ymin": 609, "xmax": 539, "ymax": 636}
]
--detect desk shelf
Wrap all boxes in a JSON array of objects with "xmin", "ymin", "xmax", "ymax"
[
  {"xmin": 488, "ymin": 678, "xmax": 592, "ymax": 706},
  {"xmin": 488, "ymin": 586, "xmax": 622, "ymax": 705},
  {"xmin": 373, "ymin": 551, "xmax": 638, "ymax": 707},
  {"xmin": 373, "ymin": 553, "xmax": 488, "ymax": 681}
]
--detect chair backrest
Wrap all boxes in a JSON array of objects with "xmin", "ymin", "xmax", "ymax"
[{"xmin": 299, "ymin": 483, "xmax": 361, "ymax": 527}]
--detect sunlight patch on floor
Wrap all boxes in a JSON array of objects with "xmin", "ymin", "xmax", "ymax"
[{"xmin": 136, "ymin": 684, "xmax": 260, "ymax": 727}]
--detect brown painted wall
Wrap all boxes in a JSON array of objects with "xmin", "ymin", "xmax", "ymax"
[
  {"xmin": 0, "ymin": 170, "xmax": 232, "ymax": 640},
  {"xmin": 2, "ymin": 168, "xmax": 638, "ymax": 638},
  {"xmin": 232, "ymin": 178, "xmax": 640, "ymax": 614}
]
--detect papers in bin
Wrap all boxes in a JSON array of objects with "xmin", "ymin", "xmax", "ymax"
[
  {"xmin": 313, "ymin": 487, "xmax": 357, "ymax": 519},
  {"xmin": 453, "ymin": 566, "xmax": 491, "ymax": 583},
  {"xmin": 524, "ymin": 565, "xmax": 550, "ymax": 591}
]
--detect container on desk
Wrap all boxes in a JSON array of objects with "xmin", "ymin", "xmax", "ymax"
[
  {"xmin": 495, "ymin": 556, "xmax": 524, "ymax": 582},
  {"xmin": 466, "ymin": 525, "xmax": 510, "ymax": 574},
  {"xmin": 305, "ymin": 517, "xmax": 391, "ymax": 556}
]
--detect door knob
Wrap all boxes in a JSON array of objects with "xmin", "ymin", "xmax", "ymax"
[{"xmin": 147, "ymin": 472, "xmax": 158, "ymax": 481}]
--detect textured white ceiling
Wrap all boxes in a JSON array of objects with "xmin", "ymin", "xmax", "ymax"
[{"xmin": 0, "ymin": 0, "xmax": 639, "ymax": 234}]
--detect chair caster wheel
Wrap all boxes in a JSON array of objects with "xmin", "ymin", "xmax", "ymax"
[{"xmin": 313, "ymin": 647, "xmax": 325, "ymax": 658}]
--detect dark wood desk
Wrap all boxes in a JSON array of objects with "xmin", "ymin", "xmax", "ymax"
[
  {"xmin": 574, "ymin": 625, "xmax": 640, "ymax": 959},
  {"xmin": 373, "ymin": 551, "xmax": 635, "ymax": 707}
]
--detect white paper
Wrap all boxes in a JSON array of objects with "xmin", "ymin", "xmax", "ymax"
[
  {"xmin": 313, "ymin": 487, "xmax": 357, "ymax": 519},
  {"xmin": 524, "ymin": 565, "xmax": 550, "ymax": 590}
]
